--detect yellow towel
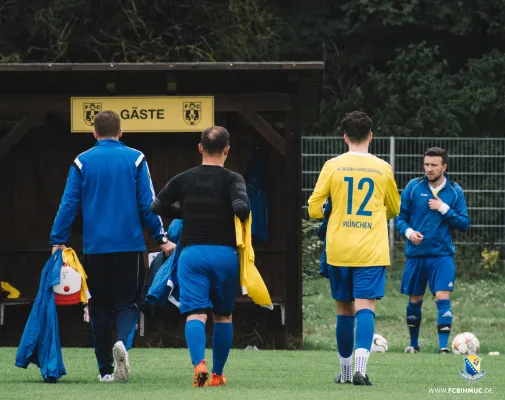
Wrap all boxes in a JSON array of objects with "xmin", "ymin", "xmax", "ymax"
[
  {"xmin": 62, "ymin": 248, "xmax": 91, "ymax": 303},
  {"xmin": 1, "ymin": 281, "xmax": 21, "ymax": 299},
  {"xmin": 234, "ymin": 213, "xmax": 273, "ymax": 310}
]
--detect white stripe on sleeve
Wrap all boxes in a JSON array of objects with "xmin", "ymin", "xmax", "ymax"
[
  {"xmin": 135, "ymin": 153, "xmax": 145, "ymax": 167},
  {"xmin": 74, "ymin": 157, "xmax": 83, "ymax": 170}
]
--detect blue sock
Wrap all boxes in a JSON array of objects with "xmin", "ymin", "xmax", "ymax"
[
  {"xmin": 436, "ymin": 299, "xmax": 452, "ymax": 350},
  {"xmin": 406, "ymin": 300, "xmax": 423, "ymax": 348},
  {"xmin": 185, "ymin": 320, "xmax": 206, "ymax": 366},
  {"xmin": 212, "ymin": 322, "xmax": 233, "ymax": 375},
  {"xmin": 355, "ymin": 309, "xmax": 375, "ymax": 351},
  {"xmin": 336, "ymin": 315, "xmax": 355, "ymax": 358}
]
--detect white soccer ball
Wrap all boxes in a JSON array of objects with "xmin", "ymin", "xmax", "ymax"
[
  {"xmin": 452, "ymin": 332, "xmax": 480, "ymax": 355},
  {"xmin": 371, "ymin": 333, "xmax": 388, "ymax": 353}
]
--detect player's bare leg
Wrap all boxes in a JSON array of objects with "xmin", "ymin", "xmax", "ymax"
[
  {"xmin": 209, "ymin": 313, "xmax": 232, "ymax": 386},
  {"xmin": 352, "ymin": 299, "xmax": 375, "ymax": 386},
  {"xmin": 405, "ymin": 295, "xmax": 424, "ymax": 353},
  {"xmin": 435, "ymin": 291, "xmax": 452, "ymax": 353},
  {"xmin": 334, "ymin": 301, "xmax": 354, "ymax": 384}
]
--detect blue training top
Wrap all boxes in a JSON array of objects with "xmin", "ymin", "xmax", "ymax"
[
  {"xmin": 395, "ymin": 174, "xmax": 470, "ymax": 258},
  {"xmin": 50, "ymin": 139, "xmax": 165, "ymax": 254}
]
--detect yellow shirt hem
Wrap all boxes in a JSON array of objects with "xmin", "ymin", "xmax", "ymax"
[{"xmin": 326, "ymin": 259, "xmax": 391, "ymax": 267}]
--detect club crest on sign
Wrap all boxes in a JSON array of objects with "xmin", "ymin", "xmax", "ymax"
[
  {"xmin": 183, "ymin": 102, "xmax": 201, "ymax": 125},
  {"xmin": 83, "ymin": 103, "xmax": 102, "ymax": 126}
]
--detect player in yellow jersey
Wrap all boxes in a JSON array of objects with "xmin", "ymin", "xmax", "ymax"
[{"xmin": 308, "ymin": 111, "xmax": 400, "ymax": 386}]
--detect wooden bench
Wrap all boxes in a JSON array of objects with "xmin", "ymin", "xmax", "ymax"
[
  {"xmin": 0, "ymin": 297, "xmax": 34, "ymax": 326},
  {"xmin": 138, "ymin": 253, "xmax": 284, "ymax": 337},
  {"xmin": 235, "ymin": 296, "xmax": 286, "ymax": 326},
  {"xmin": 138, "ymin": 296, "xmax": 285, "ymax": 337}
]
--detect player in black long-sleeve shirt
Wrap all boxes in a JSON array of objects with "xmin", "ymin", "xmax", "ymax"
[
  {"xmin": 151, "ymin": 126, "xmax": 250, "ymax": 387},
  {"xmin": 151, "ymin": 163, "xmax": 250, "ymax": 248}
]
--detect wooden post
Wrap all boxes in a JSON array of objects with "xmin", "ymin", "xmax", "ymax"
[{"xmin": 283, "ymin": 98, "xmax": 303, "ymax": 348}]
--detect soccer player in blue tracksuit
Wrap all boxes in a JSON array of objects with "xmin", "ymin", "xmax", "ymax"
[
  {"xmin": 50, "ymin": 111, "xmax": 176, "ymax": 382},
  {"xmin": 395, "ymin": 147, "xmax": 470, "ymax": 354},
  {"xmin": 151, "ymin": 126, "xmax": 250, "ymax": 388}
]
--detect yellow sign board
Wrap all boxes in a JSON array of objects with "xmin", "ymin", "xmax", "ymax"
[{"xmin": 70, "ymin": 96, "xmax": 214, "ymax": 132}]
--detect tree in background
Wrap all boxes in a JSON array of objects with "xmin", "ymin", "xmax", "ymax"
[{"xmin": 3, "ymin": 0, "xmax": 505, "ymax": 136}]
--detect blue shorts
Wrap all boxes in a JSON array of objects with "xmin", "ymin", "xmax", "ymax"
[
  {"xmin": 401, "ymin": 256, "xmax": 455, "ymax": 296},
  {"xmin": 328, "ymin": 265, "xmax": 386, "ymax": 302},
  {"xmin": 178, "ymin": 245, "xmax": 239, "ymax": 316}
]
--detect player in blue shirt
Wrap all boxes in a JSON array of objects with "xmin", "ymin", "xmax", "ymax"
[
  {"xmin": 50, "ymin": 110, "xmax": 176, "ymax": 382},
  {"xmin": 395, "ymin": 147, "xmax": 470, "ymax": 354}
]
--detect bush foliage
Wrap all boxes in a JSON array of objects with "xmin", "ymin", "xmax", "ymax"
[{"xmin": 3, "ymin": 0, "xmax": 505, "ymax": 136}]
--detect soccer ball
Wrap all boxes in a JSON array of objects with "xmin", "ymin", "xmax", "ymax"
[
  {"xmin": 452, "ymin": 332, "xmax": 480, "ymax": 355},
  {"xmin": 371, "ymin": 333, "xmax": 388, "ymax": 353}
]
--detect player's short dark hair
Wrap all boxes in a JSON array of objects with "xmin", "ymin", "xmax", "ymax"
[
  {"xmin": 424, "ymin": 147, "xmax": 448, "ymax": 165},
  {"xmin": 341, "ymin": 111, "xmax": 372, "ymax": 143},
  {"xmin": 94, "ymin": 110, "xmax": 121, "ymax": 137},
  {"xmin": 201, "ymin": 126, "xmax": 230, "ymax": 155}
]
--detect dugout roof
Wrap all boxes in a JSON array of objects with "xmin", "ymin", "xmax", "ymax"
[{"xmin": 0, "ymin": 62, "xmax": 323, "ymax": 125}]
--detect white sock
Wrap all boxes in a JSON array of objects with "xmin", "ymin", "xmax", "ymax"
[
  {"xmin": 355, "ymin": 348, "xmax": 370, "ymax": 376},
  {"xmin": 339, "ymin": 354, "xmax": 353, "ymax": 382}
]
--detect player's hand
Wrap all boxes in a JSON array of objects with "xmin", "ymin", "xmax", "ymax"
[
  {"xmin": 51, "ymin": 245, "xmax": 66, "ymax": 254},
  {"xmin": 410, "ymin": 231, "xmax": 424, "ymax": 245},
  {"xmin": 159, "ymin": 240, "xmax": 176, "ymax": 257},
  {"xmin": 428, "ymin": 194, "xmax": 443, "ymax": 211}
]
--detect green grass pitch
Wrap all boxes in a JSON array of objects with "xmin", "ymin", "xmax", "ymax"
[
  {"xmin": 1, "ymin": 275, "xmax": 504, "ymax": 399},
  {"xmin": 1, "ymin": 347, "xmax": 504, "ymax": 400}
]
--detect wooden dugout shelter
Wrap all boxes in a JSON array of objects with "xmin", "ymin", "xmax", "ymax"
[{"xmin": 0, "ymin": 62, "xmax": 323, "ymax": 349}]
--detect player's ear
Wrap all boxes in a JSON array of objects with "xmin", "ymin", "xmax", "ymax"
[
  {"xmin": 117, "ymin": 130, "xmax": 123, "ymax": 139},
  {"xmin": 198, "ymin": 143, "xmax": 204, "ymax": 155},
  {"xmin": 93, "ymin": 130, "xmax": 99, "ymax": 140},
  {"xmin": 344, "ymin": 133, "xmax": 349, "ymax": 145},
  {"xmin": 369, "ymin": 131, "xmax": 373, "ymax": 142},
  {"xmin": 224, "ymin": 145, "xmax": 230, "ymax": 156}
]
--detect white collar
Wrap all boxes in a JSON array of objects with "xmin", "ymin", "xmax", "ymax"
[{"xmin": 429, "ymin": 177, "xmax": 447, "ymax": 192}]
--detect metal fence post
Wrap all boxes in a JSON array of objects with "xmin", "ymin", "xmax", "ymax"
[{"xmin": 389, "ymin": 136, "xmax": 396, "ymax": 263}]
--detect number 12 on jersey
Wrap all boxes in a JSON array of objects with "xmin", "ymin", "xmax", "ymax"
[{"xmin": 344, "ymin": 177, "xmax": 375, "ymax": 216}]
